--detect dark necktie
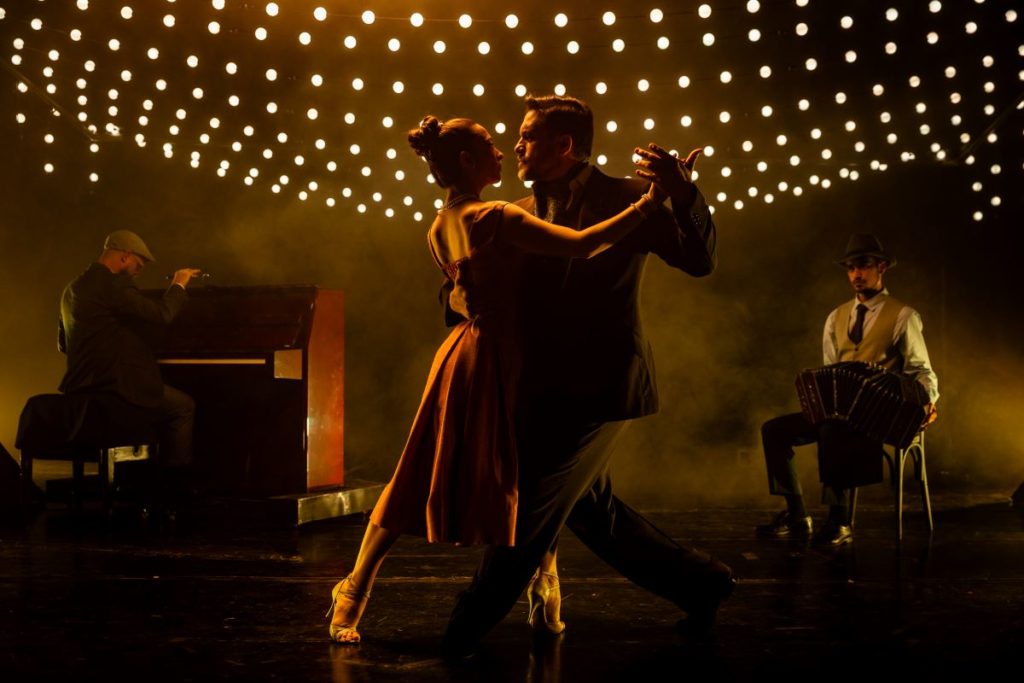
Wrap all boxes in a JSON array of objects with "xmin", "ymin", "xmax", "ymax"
[{"xmin": 849, "ymin": 303, "xmax": 868, "ymax": 344}]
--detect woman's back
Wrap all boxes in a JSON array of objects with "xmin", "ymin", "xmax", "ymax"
[
  {"xmin": 428, "ymin": 200, "xmax": 522, "ymax": 329},
  {"xmin": 370, "ymin": 198, "xmax": 522, "ymax": 547}
]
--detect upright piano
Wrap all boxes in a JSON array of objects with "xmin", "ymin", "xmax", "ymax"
[{"xmin": 150, "ymin": 286, "xmax": 344, "ymax": 497}]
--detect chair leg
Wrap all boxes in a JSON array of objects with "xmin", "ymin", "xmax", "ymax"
[
  {"xmin": 916, "ymin": 444, "xmax": 934, "ymax": 533},
  {"xmin": 896, "ymin": 449, "xmax": 906, "ymax": 541},
  {"xmin": 20, "ymin": 452, "xmax": 34, "ymax": 508},
  {"xmin": 100, "ymin": 448, "xmax": 113, "ymax": 518},
  {"xmin": 71, "ymin": 457, "xmax": 84, "ymax": 511},
  {"xmin": 850, "ymin": 488, "xmax": 858, "ymax": 529}
]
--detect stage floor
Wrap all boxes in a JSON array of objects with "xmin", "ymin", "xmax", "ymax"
[{"xmin": 1, "ymin": 491, "xmax": 1022, "ymax": 682}]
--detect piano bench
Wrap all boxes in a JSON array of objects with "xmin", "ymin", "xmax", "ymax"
[{"xmin": 15, "ymin": 393, "xmax": 158, "ymax": 514}]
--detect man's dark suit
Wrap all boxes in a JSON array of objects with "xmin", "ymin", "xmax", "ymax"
[
  {"xmin": 444, "ymin": 165, "xmax": 732, "ymax": 646},
  {"xmin": 59, "ymin": 262, "xmax": 193, "ymax": 466}
]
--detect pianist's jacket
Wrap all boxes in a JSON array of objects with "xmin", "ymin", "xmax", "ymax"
[{"xmin": 58, "ymin": 262, "xmax": 187, "ymax": 409}]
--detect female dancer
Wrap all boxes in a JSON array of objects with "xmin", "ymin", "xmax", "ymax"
[{"xmin": 326, "ymin": 116, "xmax": 666, "ymax": 643}]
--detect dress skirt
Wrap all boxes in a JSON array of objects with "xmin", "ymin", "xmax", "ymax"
[{"xmin": 369, "ymin": 319, "xmax": 518, "ymax": 546}]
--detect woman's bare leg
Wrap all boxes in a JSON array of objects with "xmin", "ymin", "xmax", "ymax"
[
  {"xmin": 539, "ymin": 547, "xmax": 558, "ymax": 576},
  {"xmin": 528, "ymin": 546, "xmax": 564, "ymax": 632},
  {"xmin": 329, "ymin": 522, "xmax": 401, "ymax": 642}
]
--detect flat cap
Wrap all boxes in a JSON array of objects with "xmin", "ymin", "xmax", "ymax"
[{"xmin": 104, "ymin": 230, "xmax": 155, "ymax": 263}]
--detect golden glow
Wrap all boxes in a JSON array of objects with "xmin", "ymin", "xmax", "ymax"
[{"xmin": 1, "ymin": 3, "xmax": 1011, "ymax": 220}]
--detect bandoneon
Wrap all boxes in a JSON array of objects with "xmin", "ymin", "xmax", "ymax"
[{"xmin": 795, "ymin": 361, "xmax": 928, "ymax": 449}]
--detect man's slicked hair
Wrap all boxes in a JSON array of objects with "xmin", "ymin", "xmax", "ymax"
[{"xmin": 524, "ymin": 95, "xmax": 594, "ymax": 160}]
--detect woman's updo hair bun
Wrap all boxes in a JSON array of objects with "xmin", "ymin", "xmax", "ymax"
[
  {"xmin": 408, "ymin": 115, "xmax": 443, "ymax": 160},
  {"xmin": 407, "ymin": 115, "xmax": 481, "ymax": 189}
]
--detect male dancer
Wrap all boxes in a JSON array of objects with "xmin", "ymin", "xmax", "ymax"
[{"xmin": 443, "ymin": 96, "xmax": 734, "ymax": 654}]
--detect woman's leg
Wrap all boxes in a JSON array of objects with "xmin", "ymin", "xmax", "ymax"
[
  {"xmin": 329, "ymin": 522, "xmax": 401, "ymax": 642},
  {"xmin": 350, "ymin": 522, "xmax": 401, "ymax": 590},
  {"xmin": 538, "ymin": 546, "xmax": 558, "ymax": 576},
  {"xmin": 529, "ymin": 545, "xmax": 564, "ymax": 632}
]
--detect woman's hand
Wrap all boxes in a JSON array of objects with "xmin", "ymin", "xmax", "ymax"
[
  {"xmin": 645, "ymin": 181, "xmax": 668, "ymax": 204},
  {"xmin": 635, "ymin": 144, "xmax": 703, "ymax": 205}
]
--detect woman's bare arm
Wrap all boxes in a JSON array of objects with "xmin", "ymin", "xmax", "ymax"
[{"xmin": 499, "ymin": 187, "xmax": 662, "ymax": 258}]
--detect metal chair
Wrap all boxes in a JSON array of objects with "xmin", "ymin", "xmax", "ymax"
[{"xmin": 851, "ymin": 430, "xmax": 932, "ymax": 540}]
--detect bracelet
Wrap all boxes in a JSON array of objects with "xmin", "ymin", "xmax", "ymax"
[{"xmin": 631, "ymin": 196, "xmax": 653, "ymax": 219}]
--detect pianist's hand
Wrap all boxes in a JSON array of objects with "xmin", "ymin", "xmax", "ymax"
[{"xmin": 171, "ymin": 268, "xmax": 203, "ymax": 289}]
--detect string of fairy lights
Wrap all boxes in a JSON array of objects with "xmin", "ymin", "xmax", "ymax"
[{"xmin": 2, "ymin": 1, "xmax": 1021, "ymax": 223}]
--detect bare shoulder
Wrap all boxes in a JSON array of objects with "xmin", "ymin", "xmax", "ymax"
[
  {"xmin": 477, "ymin": 199, "xmax": 511, "ymax": 212},
  {"xmin": 426, "ymin": 215, "xmax": 445, "ymax": 243},
  {"xmin": 466, "ymin": 200, "xmax": 517, "ymax": 224}
]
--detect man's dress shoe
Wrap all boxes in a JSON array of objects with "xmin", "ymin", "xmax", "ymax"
[
  {"xmin": 677, "ymin": 567, "xmax": 737, "ymax": 635},
  {"xmin": 812, "ymin": 520, "xmax": 853, "ymax": 547},
  {"xmin": 755, "ymin": 510, "xmax": 813, "ymax": 538}
]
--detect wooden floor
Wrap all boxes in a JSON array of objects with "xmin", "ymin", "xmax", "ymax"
[{"xmin": 1, "ymin": 490, "xmax": 1022, "ymax": 682}]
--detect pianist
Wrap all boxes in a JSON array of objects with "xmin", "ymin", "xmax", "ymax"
[
  {"xmin": 58, "ymin": 230, "xmax": 202, "ymax": 500},
  {"xmin": 754, "ymin": 234, "xmax": 939, "ymax": 546}
]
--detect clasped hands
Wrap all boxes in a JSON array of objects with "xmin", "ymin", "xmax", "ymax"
[{"xmin": 634, "ymin": 144, "xmax": 703, "ymax": 205}]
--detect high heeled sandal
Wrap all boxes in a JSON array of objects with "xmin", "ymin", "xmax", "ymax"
[
  {"xmin": 325, "ymin": 574, "xmax": 371, "ymax": 644},
  {"xmin": 527, "ymin": 571, "xmax": 566, "ymax": 635}
]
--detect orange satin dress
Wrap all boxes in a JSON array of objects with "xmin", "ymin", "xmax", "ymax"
[{"xmin": 370, "ymin": 202, "xmax": 522, "ymax": 546}]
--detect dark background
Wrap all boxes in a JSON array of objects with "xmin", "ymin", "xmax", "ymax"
[{"xmin": 2, "ymin": 1, "xmax": 1021, "ymax": 506}]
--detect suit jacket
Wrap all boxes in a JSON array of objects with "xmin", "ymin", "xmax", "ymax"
[
  {"xmin": 513, "ymin": 166, "xmax": 716, "ymax": 422},
  {"xmin": 58, "ymin": 263, "xmax": 187, "ymax": 408}
]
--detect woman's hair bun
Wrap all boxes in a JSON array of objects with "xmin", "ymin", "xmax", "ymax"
[{"xmin": 409, "ymin": 115, "xmax": 442, "ymax": 159}]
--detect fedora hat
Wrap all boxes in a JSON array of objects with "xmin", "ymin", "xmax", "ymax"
[{"xmin": 837, "ymin": 233, "xmax": 894, "ymax": 267}]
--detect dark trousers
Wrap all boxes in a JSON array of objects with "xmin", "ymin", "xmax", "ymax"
[
  {"xmin": 154, "ymin": 385, "xmax": 194, "ymax": 469},
  {"xmin": 445, "ymin": 413, "xmax": 731, "ymax": 645},
  {"xmin": 60, "ymin": 388, "xmax": 194, "ymax": 468},
  {"xmin": 761, "ymin": 412, "xmax": 852, "ymax": 511}
]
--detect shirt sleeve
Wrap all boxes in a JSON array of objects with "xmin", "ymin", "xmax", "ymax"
[
  {"xmin": 822, "ymin": 309, "xmax": 838, "ymax": 366},
  {"xmin": 895, "ymin": 307, "xmax": 940, "ymax": 403}
]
